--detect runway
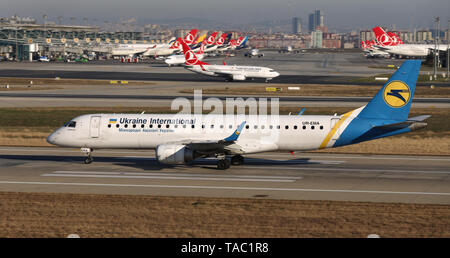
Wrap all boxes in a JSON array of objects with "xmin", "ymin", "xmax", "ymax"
[
  {"xmin": 0, "ymin": 147, "xmax": 448, "ymax": 204},
  {"xmin": 0, "ymin": 92, "xmax": 447, "ymax": 108},
  {"xmin": 1, "ymin": 52, "xmax": 448, "ymax": 86}
]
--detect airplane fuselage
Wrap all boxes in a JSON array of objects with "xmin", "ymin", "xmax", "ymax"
[{"xmin": 185, "ymin": 65, "xmax": 280, "ymax": 81}]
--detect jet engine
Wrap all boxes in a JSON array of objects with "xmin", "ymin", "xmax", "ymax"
[
  {"xmin": 232, "ymin": 74, "xmax": 246, "ymax": 81},
  {"xmin": 155, "ymin": 144, "xmax": 196, "ymax": 164}
]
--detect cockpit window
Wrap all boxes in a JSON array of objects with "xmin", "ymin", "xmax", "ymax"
[{"xmin": 64, "ymin": 121, "xmax": 76, "ymax": 128}]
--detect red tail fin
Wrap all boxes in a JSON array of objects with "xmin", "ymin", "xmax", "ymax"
[
  {"xmin": 215, "ymin": 33, "xmax": 227, "ymax": 46},
  {"xmin": 361, "ymin": 41, "xmax": 366, "ymax": 49},
  {"xmin": 180, "ymin": 38, "xmax": 209, "ymax": 66},
  {"xmin": 236, "ymin": 36, "xmax": 244, "ymax": 45},
  {"xmin": 184, "ymin": 29, "xmax": 198, "ymax": 45},
  {"xmin": 372, "ymin": 26, "xmax": 394, "ymax": 46},
  {"xmin": 205, "ymin": 32, "xmax": 218, "ymax": 45},
  {"xmin": 170, "ymin": 37, "xmax": 183, "ymax": 49},
  {"xmin": 387, "ymin": 32, "xmax": 403, "ymax": 45},
  {"xmin": 196, "ymin": 41, "xmax": 206, "ymax": 54}
]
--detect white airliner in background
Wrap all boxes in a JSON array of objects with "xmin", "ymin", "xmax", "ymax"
[
  {"xmin": 372, "ymin": 26, "xmax": 448, "ymax": 58},
  {"xmin": 47, "ymin": 60, "xmax": 428, "ymax": 169},
  {"xmin": 180, "ymin": 37, "xmax": 280, "ymax": 81}
]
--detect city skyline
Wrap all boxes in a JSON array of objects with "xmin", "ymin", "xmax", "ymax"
[{"xmin": 1, "ymin": 0, "xmax": 449, "ymax": 32}]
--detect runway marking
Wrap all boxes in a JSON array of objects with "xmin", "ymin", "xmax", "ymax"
[
  {"xmin": 51, "ymin": 171, "xmax": 302, "ymax": 179},
  {"xmin": 0, "ymin": 180, "xmax": 449, "ymax": 196},
  {"xmin": 243, "ymin": 166, "xmax": 450, "ymax": 174},
  {"xmin": 42, "ymin": 171, "xmax": 301, "ymax": 183},
  {"xmin": 251, "ymin": 154, "xmax": 450, "ymax": 162}
]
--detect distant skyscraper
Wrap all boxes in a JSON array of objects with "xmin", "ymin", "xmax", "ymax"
[
  {"xmin": 308, "ymin": 13, "xmax": 315, "ymax": 32},
  {"xmin": 309, "ymin": 10, "xmax": 324, "ymax": 32},
  {"xmin": 292, "ymin": 17, "xmax": 302, "ymax": 34}
]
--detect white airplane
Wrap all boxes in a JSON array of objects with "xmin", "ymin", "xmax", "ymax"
[
  {"xmin": 372, "ymin": 26, "xmax": 447, "ymax": 58},
  {"xmin": 165, "ymin": 40, "xmax": 206, "ymax": 66},
  {"xmin": 244, "ymin": 48, "xmax": 264, "ymax": 58},
  {"xmin": 180, "ymin": 38, "xmax": 279, "ymax": 81},
  {"xmin": 110, "ymin": 44, "xmax": 155, "ymax": 57},
  {"xmin": 47, "ymin": 60, "xmax": 429, "ymax": 169}
]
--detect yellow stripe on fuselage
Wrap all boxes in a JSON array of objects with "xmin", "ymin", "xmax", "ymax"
[{"xmin": 319, "ymin": 110, "xmax": 355, "ymax": 149}]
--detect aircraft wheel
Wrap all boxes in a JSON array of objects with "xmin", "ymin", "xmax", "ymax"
[
  {"xmin": 217, "ymin": 159, "xmax": 231, "ymax": 170},
  {"xmin": 231, "ymin": 155, "xmax": 244, "ymax": 166},
  {"xmin": 84, "ymin": 157, "xmax": 93, "ymax": 164}
]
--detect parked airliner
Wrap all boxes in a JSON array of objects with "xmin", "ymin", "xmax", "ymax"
[
  {"xmin": 372, "ymin": 26, "xmax": 447, "ymax": 57},
  {"xmin": 47, "ymin": 60, "xmax": 428, "ymax": 169},
  {"xmin": 180, "ymin": 37, "xmax": 279, "ymax": 81}
]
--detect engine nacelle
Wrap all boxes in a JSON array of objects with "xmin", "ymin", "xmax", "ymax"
[
  {"xmin": 232, "ymin": 74, "xmax": 246, "ymax": 81},
  {"xmin": 155, "ymin": 144, "xmax": 195, "ymax": 164}
]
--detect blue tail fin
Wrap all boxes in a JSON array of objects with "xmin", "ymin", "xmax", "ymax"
[{"xmin": 358, "ymin": 60, "xmax": 421, "ymax": 121}]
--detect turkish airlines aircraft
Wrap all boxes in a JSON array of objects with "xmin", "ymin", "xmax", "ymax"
[
  {"xmin": 165, "ymin": 40, "xmax": 206, "ymax": 66},
  {"xmin": 372, "ymin": 26, "xmax": 447, "ymax": 57},
  {"xmin": 180, "ymin": 38, "xmax": 279, "ymax": 81},
  {"xmin": 361, "ymin": 40, "xmax": 389, "ymax": 58},
  {"xmin": 47, "ymin": 60, "xmax": 429, "ymax": 169}
]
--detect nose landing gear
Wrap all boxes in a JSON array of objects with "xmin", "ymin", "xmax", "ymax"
[{"xmin": 81, "ymin": 148, "xmax": 93, "ymax": 164}]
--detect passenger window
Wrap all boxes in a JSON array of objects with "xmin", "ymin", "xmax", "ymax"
[
  {"xmin": 108, "ymin": 124, "xmax": 111, "ymax": 128},
  {"xmin": 166, "ymin": 124, "xmax": 169, "ymax": 128},
  {"xmin": 150, "ymin": 124, "xmax": 153, "ymax": 128},
  {"xmin": 269, "ymin": 125, "xmax": 273, "ymax": 129},
  {"xmin": 277, "ymin": 125, "xmax": 280, "ymax": 129},
  {"xmin": 211, "ymin": 125, "xmax": 214, "ymax": 129},
  {"xmin": 261, "ymin": 125, "xmax": 265, "ymax": 129},
  {"xmin": 202, "ymin": 124, "xmax": 205, "ymax": 129},
  {"xmin": 183, "ymin": 125, "xmax": 186, "ymax": 128},
  {"xmin": 254, "ymin": 125, "xmax": 258, "ymax": 129},
  {"xmin": 311, "ymin": 126, "xmax": 315, "ymax": 130},
  {"xmin": 246, "ymin": 125, "xmax": 249, "ymax": 129},
  {"xmin": 191, "ymin": 125, "xmax": 195, "ymax": 128},
  {"xmin": 220, "ymin": 125, "xmax": 224, "ymax": 129},
  {"xmin": 320, "ymin": 126, "xmax": 323, "ymax": 130},
  {"xmin": 133, "ymin": 124, "xmax": 136, "ymax": 128},
  {"xmin": 116, "ymin": 124, "xmax": 119, "ymax": 128},
  {"xmin": 302, "ymin": 126, "xmax": 306, "ymax": 130},
  {"xmin": 141, "ymin": 124, "xmax": 144, "ymax": 128},
  {"xmin": 294, "ymin": 125, "xmax": 298, "ymax": 130},
  {"xmin": 175, "ymin": 125, "xmax": 178, "ymax": 128},
  {"xmin": 229, "ymin": 125, "xmax": 232, "ymax": 129},
  {"xmin": 158, "ymin": 124, "xmax": 161, "ymax": 128},
  {"xmin": 285, "ymin": 125, "xmax": 289, "ymax": 129},
  {"xmin": 124, "ymin": 124, "xmax": 128, "ymax": 128}
]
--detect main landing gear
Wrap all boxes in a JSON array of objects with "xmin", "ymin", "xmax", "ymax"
[
  {"xmin": 81, "ymin": 147, "xmax": 93, "ymax": 164},
  {"xmin": 217, "ymin": 155, "xmax": 244, "ymax": 170}
]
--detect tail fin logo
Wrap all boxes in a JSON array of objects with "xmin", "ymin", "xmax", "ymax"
[
  {"xmin": 383, "ymin": 81, "xmax": 411, "ymax": 108},
  {"xmin": 185, "ymin": 50, "xmax": 198, "ymax": 65}
]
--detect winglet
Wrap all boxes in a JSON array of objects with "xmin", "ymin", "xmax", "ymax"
[
  {"xmin": 224, "ymin": 121, "xmax": 246, "ymax": 142},
  {"xmin": 297, "ymin": 108, "xmax": 306, "ymax": 116}
]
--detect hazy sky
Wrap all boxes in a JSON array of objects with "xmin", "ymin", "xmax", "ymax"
[{"xmin": 1, "ymin": 0, "xmax": 449, "ymax": 30}]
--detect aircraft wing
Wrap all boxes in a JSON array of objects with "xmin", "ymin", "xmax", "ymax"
[{"xmin": 166, "ymin": 121, "xmax": 246, "ymax": 155}]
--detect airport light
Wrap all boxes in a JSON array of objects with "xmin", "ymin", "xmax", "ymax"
[
  {"xmin": 433, "ymin": 17, "xmax": 439, "ymax": 80},
  {"xmin": 43, "ymin": 14, "xmax": 48, "ymax": 39},
  {"xmin": 447, "ymin": 20, "xmax": 449, "ymax": 79}
]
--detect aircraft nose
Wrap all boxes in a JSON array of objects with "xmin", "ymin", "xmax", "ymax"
[{"xmin": 46, "ymin": 132, "xmax": 58, "ymax": 145}]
